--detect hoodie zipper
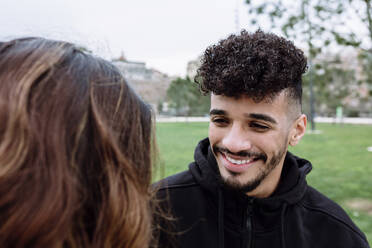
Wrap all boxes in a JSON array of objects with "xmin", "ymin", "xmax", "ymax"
[{"xmin": 246, "ymin": 199, "xmax": 254, "ymax": 248}]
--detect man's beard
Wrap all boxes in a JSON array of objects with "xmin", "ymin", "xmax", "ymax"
[{"xmin": 213, "ymin": 139, "xmax": 288, "ymax": 193}]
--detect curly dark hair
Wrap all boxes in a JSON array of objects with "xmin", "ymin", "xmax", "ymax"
[{"xmin": 195, "ymin": 30, "xmax": 307, "ymax": 104}]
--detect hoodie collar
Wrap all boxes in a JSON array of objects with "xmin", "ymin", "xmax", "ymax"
[{"xmin": 190, "ymin": 138, "xmax": 312, "ymax": 248}]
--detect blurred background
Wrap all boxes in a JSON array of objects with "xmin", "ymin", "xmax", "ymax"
[
  {"xmin": 2, "ymin": 0, "xmax": 372, "ymax": 243},
  {"xmin": 1, "ymin": 0, "xmax": 371, "ymax": 121}
]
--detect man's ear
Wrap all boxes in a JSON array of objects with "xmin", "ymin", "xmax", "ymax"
[{"xmin": 289, "ymin": 114, "xmax": 307, "ymax": 146}]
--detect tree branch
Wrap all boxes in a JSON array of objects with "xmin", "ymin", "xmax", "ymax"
[{"xmin": 364, "ymin": 0, "xmax": 372, "ymax": 48}]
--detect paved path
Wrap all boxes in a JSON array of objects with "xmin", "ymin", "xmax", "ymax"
[{"xmin": 314, "ymin": 117, "xmax": 372, "ymax": 125}]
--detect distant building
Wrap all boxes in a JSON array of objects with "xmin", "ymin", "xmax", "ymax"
[
  {"xmin": 112, "ymin": 60, "xmax": 175, "ymax": 113},
  {"xmin": 113, "ymin": 60, "xmax": 154, "ymax": 81}
]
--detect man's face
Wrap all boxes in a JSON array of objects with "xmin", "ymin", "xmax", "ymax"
[{"xmin": 209, "ymin": 92, "xmax": 302, "ymax": 197}]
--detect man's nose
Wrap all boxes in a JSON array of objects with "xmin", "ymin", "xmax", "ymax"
[{"xmin": 221, "ymin": 124, "xmax": 252, "ymax": 153}]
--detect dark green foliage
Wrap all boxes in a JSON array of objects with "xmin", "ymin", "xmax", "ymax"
[{"xmin": 166, "ymin": 77, "xmax": 210, "ymax": 116}]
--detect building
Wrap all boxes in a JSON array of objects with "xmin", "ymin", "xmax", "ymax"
[{"xmin": 112, "ymin": 60, "xmax": 174, "ymax": 113}]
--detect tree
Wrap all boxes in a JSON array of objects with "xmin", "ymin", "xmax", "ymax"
[
  {"xmin": 358, "ymin": 50, "xmax": 372, "ymax": 88},
  {"xmin": 356, "ymin": 49, "xmax": 372, "ymax": 116},
  {"xmin": 166, "ymin": 77, "xmax": 209, "ymax": 116},
  {"xmin": 245, "ymin": 0, "xmax": 371, "ymax": 51},
  {"xmin": 302, "ymin": 56, "xmax": 354, "ymax": 116},
  {"xmin": 245, "ymin": 0, "xmax": 372, "ymax": 124}
]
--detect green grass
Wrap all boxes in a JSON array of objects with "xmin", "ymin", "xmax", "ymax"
[
  {"xmin": 156, "ymin": 122, "xmax": 372, "ymax": 243},
  {"xmin": 156, "ymin": 122, "xmax": 209, "ymax": 174}
]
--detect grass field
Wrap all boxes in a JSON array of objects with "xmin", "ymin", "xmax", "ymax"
[{"xmin": 156, "ymin": 122, "xmax": 372, "ymax": 243}]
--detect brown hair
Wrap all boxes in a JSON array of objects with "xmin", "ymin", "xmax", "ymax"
[
  {"xmin": 196, "ymin": 30, "xmax": 307, "ymax": 104},
  {"xmin": 0, "ymin": 38, "xmax": 155, "ymax": 247}
]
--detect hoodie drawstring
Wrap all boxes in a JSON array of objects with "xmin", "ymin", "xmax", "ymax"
[
  {"xmin": 218, "ymin": 189, "xmax": 225, "ymax": 248},
  {"xmin": 280, "ymin": 202, "xmax": 288, "ymax": 248}
]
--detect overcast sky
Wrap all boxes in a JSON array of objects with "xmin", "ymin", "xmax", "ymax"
[{"xmin": 0, "ymin": 0, "xmax": 262, "ymax": 76}]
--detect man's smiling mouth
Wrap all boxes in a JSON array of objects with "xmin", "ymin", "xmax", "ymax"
[
  {"xmin": 212, "ymin": 145, "xmax": 268, "ymax": 173},
  {"xmin": 224, "ymin": 154, "xmax": 254, "ymax": 165},
  {"xmin": 219, "ymin": 152, "xmax": 257, "ymax": 173}
]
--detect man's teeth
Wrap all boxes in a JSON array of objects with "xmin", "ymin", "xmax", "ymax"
[{"xmin": 225, "ymin": 155, "xmax": 251, "ymax": 165}]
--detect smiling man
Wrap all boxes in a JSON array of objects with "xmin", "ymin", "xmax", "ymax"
[
  {"xmin": 155, "ymin": 30, "xmax": 369, "ymax": 248},
  {"xmin": 208, "ymin": 92, "xmax": 304, "ymax": 200}
]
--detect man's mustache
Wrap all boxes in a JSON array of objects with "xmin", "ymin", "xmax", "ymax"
[{"xmin": 213, "ymin": 145, "xmax": 267, "ymax": 162}]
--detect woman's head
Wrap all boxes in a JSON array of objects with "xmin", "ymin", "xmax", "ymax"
[{"xmin": 0, "ymin": 38, "xmax": 154, "ymax": 247}]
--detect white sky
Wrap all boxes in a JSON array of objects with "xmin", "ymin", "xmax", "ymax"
[
  {"xmin": 0, "ymin": 0, "xmax": 260, "ymax": 77},
  {"xmin": 1, "ymin": 0, "xmax": 367, "ymax": 77}
]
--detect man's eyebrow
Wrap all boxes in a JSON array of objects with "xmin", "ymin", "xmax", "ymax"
[
  {"xmin": 246, "ymin": 113, "xmax": 277, "ymax": 124},
  {"xmin": 209, "ymin": 109, "xmax": 227, "ymax": 116}
]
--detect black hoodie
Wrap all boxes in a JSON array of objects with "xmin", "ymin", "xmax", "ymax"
[{"xmin": 156, "ymin": 138, "xmax": 370, "ymax": 248}]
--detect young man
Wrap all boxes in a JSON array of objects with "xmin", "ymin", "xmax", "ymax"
[{"xmin": 155, "ymin": 30, "xmax": 370, "ymax": 248}]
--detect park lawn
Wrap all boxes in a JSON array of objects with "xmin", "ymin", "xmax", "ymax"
[{"xmin": 156, "ymin": 122, "xmax": 372, "ymax": 243}]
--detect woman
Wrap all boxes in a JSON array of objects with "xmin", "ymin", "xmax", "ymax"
[{"xmin": 0, "ymin": 37, "xmax": 155, "ymax": 247}]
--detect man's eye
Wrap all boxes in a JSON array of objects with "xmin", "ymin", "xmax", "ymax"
[
  {"xmin": 250, "ymin": 123, "xmax": 269, "ymax": 130},
  {"xmin": 211, "ymin": 118, "xmax": 228, "ymax": 125}
]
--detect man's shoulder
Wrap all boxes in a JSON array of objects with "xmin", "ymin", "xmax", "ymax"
[
  {"xmin": 303, "ymin": 186, "xmax": 354, "ymax": 223},
  {"xmin": 154, "ymin": 169, "xmax": 199, "ymax": 192},
  {"xmin": 301, "ymin": 185, "xmax": 369, "ymax": 245}
]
